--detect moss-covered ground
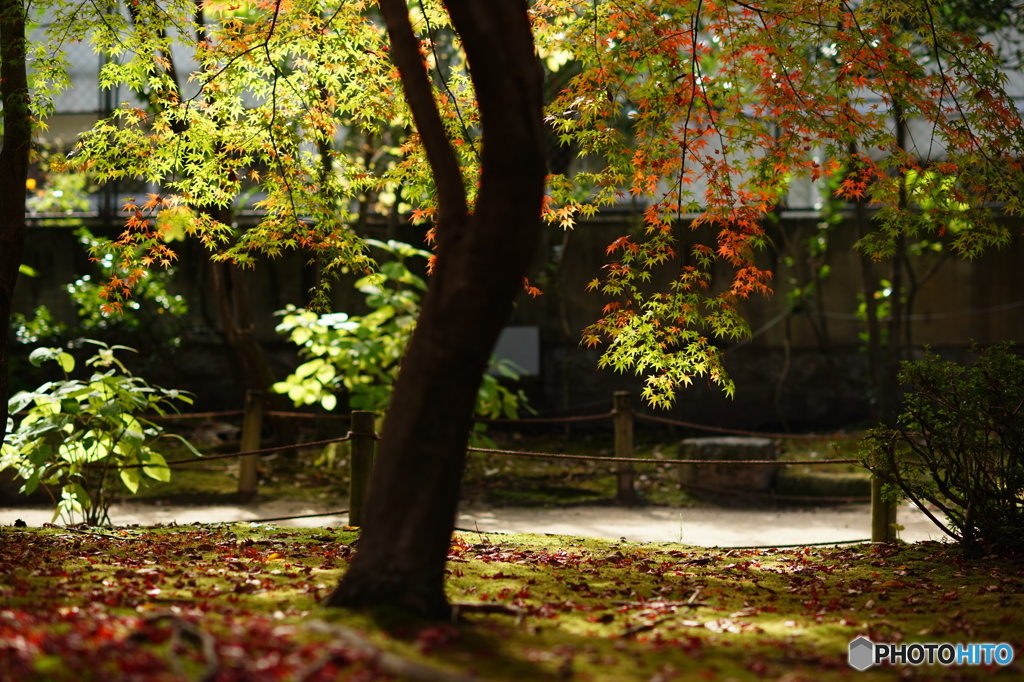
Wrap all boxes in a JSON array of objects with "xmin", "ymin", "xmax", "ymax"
[
  {"xmin": 6, "ymin": 426, "xmax": 1015, "ymax": 679},
  {"xmin": 1, "ymin": 524, "xmax": 1020, "ymax": 680}
]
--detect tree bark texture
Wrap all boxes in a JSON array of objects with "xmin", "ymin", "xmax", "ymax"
[
  {"xmin": 209, "ymin": 259, "xmax": 278, "ymax": 392},
  {"xmin": 327, "ymin": 0, "xmax": 546, "ymax": 618},
  {"xmin": 0, "ymin": 0, "xmax": 31, "ymax": 443},
  {"xmin": 209, "ymin": 258, "xmax": 296, "ymax": 443}
]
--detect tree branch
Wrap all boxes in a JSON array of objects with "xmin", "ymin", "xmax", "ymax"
[{"xmin": 378, "ymin": 0, "xmax": 467, "ymax": 228}]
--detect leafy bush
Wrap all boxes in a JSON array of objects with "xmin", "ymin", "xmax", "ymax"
[
  {"xmin": 1, "ymin": 342, "xmax": 199, "ymax": 525},
  {"xmin": 12, "ymin": 227, "xmax": 189, "ymax": 349},
  {"xmin": 17, "ymin": 158, "xmax": 187, "ymax": 351},
  {"xmin": 273, "ymin": 239, "xmax": 529, "ymax": 425},
  {"xmin": 860, "ymin": 345, "xmax": 1024, "ymax": 555}
]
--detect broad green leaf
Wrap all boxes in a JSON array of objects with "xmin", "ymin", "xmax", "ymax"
[
  {"xmin": 160, "ymin": 432, "xmax": 203, "ymax": 458},
  {"xmin": 8, "ymin": 391, "xmax": 36, "ymax": 416},
  {"xmin": 63, "ymin": 482, "xmax": 88, "ymax": 504},
  {"xmin": 28, "ymin": 347, "xmax": 75, "ymax": 373},
  {"xmin": 295, "ymin": 359, "xmax": 325, "ymax": 381},
  {"xmin": 286, "ymin": 384, "xmax": 315, "ymax": 405},
  {"xmin": 142, "ymin": 452, "xmax": 171, "ymax": 482},
  {"xmin": 120, "ymin": 466, "xmax": 141, "ymax": 494},
  {"xmin": 314, "ymin": 362, "xmax": 336, "ymax": 385},
  {"xmin": 59, "ymin": 398, "xmax": 82, "ymax": 415},
  {"xmin": 21, "ymin": 470, "xmax": 42, "ymax": 496},
  {"xmin": 56, "ymin": 353, "xmax": 75, "ymax": 373},
  {"xmin": 59, "ymin": 441, "xmax": 86, "ymax": 463},
  {"xmin": 291, "ymin": 327, "xmax": 314, "ymax": 346}
]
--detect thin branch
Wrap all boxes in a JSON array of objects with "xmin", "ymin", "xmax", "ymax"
[
  {"xmin": 419, "ymin": 2, "xmax": 478, "ymax": 164},
  {"xmin": 378, "ymin": 0, "xmax": 467, "ymax": 224}
]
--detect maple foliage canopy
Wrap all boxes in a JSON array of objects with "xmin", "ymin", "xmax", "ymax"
[
  {"xmin": 46, "ymin": 0, "xmax": 1024, "ymax": 406},
  {"xmin": 533, "ymin": 0, "xmax": 1024, "ymax": 404}
]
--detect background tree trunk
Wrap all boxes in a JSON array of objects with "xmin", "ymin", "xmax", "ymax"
[
  {"xmin": 0, "ymin": 0, "xmax": 31, "ymax": 442},
  {"xmin": 327, "ymin": 0, "xmax": 546, "ymax": 618}
]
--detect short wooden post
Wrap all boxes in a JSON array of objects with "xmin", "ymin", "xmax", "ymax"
[
  {"xmin": 347, "ymin": 411, "xmax": 377, "ymax": 527},
  {"xmin": 238, "ymin": 389, "xmax": 264, "ymax": 503},
  {"xmin": 871, "ymin": 475, "xmax": 897, "ymax": 543},
  {"xmin": 613, "ymin": 391, "xmax": 636, "ymax": 505}
]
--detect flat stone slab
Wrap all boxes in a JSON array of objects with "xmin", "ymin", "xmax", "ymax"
[{"xmin": 678, "ymin": 436, "xmax": 779, "ymax": 498}]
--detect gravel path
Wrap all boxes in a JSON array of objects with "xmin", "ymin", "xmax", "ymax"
[{"xmin": 0, "ymin": 500, "xmax": 951, "ymax": 548}]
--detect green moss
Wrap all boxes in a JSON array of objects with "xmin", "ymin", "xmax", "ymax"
[
  {"xmin": 2, "ymin": 525, "xmax": 1020, "ymax": 680},
  {"xmin": 776, "ymin": 470, "xmax": 873, "ymax": 498}
]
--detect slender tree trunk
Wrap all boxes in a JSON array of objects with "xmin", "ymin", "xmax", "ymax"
[
  {"xmin": 854, "ymin": 198, "xmax": 887, "ymax": 424},
  {"xmin": 327, "ymin": 0, "xmax": 546, "ymax": 618},
  {"xmin": 192, "ymin": 8, "xmax": 287, "ymax": 421},
  {"xmin": 0, "ymin": 0, "xmax": 31, "ymax": 442},
  {"xmin": 209, "ymin": 255, "xmax": 297, "ymax": 443},
  {"xmin": 880, "ymin": 111, "xmax": 910, "ymax": 424},
  {"xmin": 850, "ymin": 136, "xmax": 899, "ymax": 426},
  {"xmin": 209, "ymin": 259, "xmax": 278, "ymax": 392},
  {"xmin": 866, "ymin": 111, "xmax": 913, "ymax": 426}
]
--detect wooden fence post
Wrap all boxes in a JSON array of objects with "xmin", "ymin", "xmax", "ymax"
[
  {"xmin": 347, "ymin": 410, "xmax": 377, "ymax": 527},
  {"xmin": 238, "ymin": 389, "xmax": 264, "ymax": 503},
  {"xmin": 870, "ymin": 475, "xmax": 897, "ymax": 543},
  {"xmin": 614, "ymin": 391, "xmax": 636, "ymax": 505}
]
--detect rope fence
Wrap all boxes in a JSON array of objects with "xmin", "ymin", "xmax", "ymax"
[
  {"xmin": 234, "ymin": 509, "xmax": 349, "ymax": 525},
  {"xmin": 146, "ymin": 410, "xmax": 245, "ymax": 421},
  {"xmin": 143, "ymin": 404, "xmax": 856, "ymax": 442},
  {"xmin": 150, "ymin": 436, "xmax": 356, "ymax": 468},
  {"xmin": 633, "ymin": 412, "xmax": 862, "ymax": 441},
  {"xmin": 119, "ymin": 389, "xmax": 896, "ymax": 541},
  {"xmin": 265, "ymin": 411, "xmax": 352, "ymax": 421},
  {"xmin": 466, "ymin": 446, "xmax": 856, "ymax": 467},
  {"xmin": 477, "ymin": 411, "xmax": 615, "ymax": 425}
]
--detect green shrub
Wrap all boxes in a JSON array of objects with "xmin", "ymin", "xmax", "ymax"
[
  {"xmin": 273, "ymin": 239, "xmax": 530, "ymax": 428},
  {"xmin": 860, "ymin": 345, "xmax": 1024, "ymax": 555},
  {"xmin": 11, "ymin": 227, "xmax": 189, "ymax": 350},
  {"xmin": 1, "ymin": 342, "xmax": 200, "ymax": 525}
]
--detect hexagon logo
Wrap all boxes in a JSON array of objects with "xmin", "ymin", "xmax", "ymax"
[{"xmin": 849, "ymin": 636, "xmax": 875, "ymax": 671}]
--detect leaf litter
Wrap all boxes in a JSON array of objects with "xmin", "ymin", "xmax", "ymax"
[{"xmin": 1, "ymin": 523, "xmax": 1021, "ymax": 681}]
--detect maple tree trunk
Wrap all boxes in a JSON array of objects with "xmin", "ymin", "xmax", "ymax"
[
  {"xmin": 867, "ymin": 114, "xmax": 910, "ymax": 426},
  {"xmin": 327, "ymin": 0, "xmax": 546, "ymax": 618},
  {"xmin": 0, "ymin": 0, "xmax": 31, "ymax": 443},
  {"xmin": 855, "ymin": 202, "xmax": 888, "ymax": 425},
  {"xmin": 879, "ymin": 113, "xmax": 911, "ymax": 425},
  {"xmin": 209, "ymin": 252, "xmax": 296, "ymax": 443},
  {"xmin": 209, "ymin": 259, "xmax": 278, "ymax": 392}
]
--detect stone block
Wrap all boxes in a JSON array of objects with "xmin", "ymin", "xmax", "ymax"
[{"xmin": 678, "ymin": 436, "xmax": 778, "ymax": 498}]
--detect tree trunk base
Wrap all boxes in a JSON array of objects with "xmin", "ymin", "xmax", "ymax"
[{"xmin": 325, "ymin": 567, "xmax": 451, "ymax": 621}]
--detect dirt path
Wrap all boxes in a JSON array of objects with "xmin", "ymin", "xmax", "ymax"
[{"xmin": 0, "ymin": 500, "xmax": 951, "ymax": 548}]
